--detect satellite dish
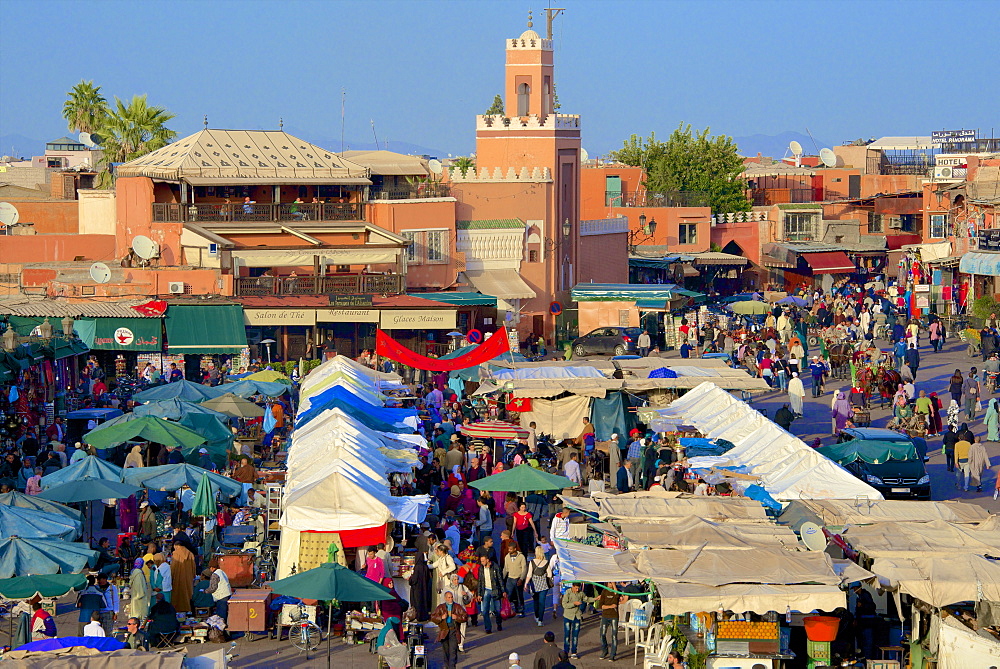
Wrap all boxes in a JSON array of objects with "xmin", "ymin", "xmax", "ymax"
[
  {"xmin": 0, "ymin": 202, "xmax": 20, "ymax": 227},
  {"xmin": 800, "ymin": 522, "xmax": 827, "ymax": 551},
  {"xmin": 132, "ymin": 235, "xmax": 159, "ymax": 260},
  {"xmin": 427, "ymin": 159, "xmax": 443, "ymax": 175},
  {"xmin": 88, "ymin": 132, "xmax": 103, "ymax": 146},
  {"xmin": 79, "ymin": 132, "xmax": 94, "ymax": 148},
  {"xmin": 89, "ymin": 262, "xmax": 112, "ymax": 284},
  {"xmin": 820, "ymin": 148, "xmax": 837, "ymax": 168},
  {"xmin": 580, "ymin": 148, "xmax": 590, "ymax": 162},
  {"xmin": 789, "ymin": 141, "xmax": 803, "ymax": 156}
]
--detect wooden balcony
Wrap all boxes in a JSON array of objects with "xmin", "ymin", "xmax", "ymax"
[
  {"xmin": 234, "ymin": 273, "xmax": 405, "ymax": 296},
  {"xmin": 153, "ymin": 201, "xmax": 364, "ymax": 223}
]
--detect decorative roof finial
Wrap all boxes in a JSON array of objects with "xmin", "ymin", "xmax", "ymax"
[
  {"xmin": 279, "ymin": 117, "xmax": 284, "ymax": 130},
  {"xmin": 203, "ymin": 115, "xmax": 208, "ymax": 129},
  {"xmin": 527, "ymin": 10, "xmax": 533, "ymax": 28}
]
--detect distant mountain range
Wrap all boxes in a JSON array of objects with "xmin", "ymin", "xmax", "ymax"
[{"xmin": 732, "ymin": 131, "xmax": 834, "ymax": 159}]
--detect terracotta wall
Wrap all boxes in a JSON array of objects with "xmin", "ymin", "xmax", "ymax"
[
  {"xmin": 116, "ymin": 177, "xmax": 184, "ymax": 266},
  {"xmin": 610, "ymin": 205, "xmax": 711, "ymax": 253},
  {"xmin": 710, "ymin": 218, "xmax": 770, "ymax": 265},
  {"xmin": 0, "ymin": 234, "xmax": 115, "ymax": 263},
  {"xmin": 5, "ymin": 201, "xmax": 78, "ymax": 234},
  {"xmin": 578, "ymin": 300, "xmax": 639, "ymax": 334},
  {"xmin": 580, "ymin": 165, "xmax": 643, "ymax": 219},
  {"xmin": 861, "ymin": 174, "xmax": 921, "ymax": 198},
  {"xmin": 578, "ymin": 232, "xmax": 628, "ymax": 284},
  {"xmin": 367, "ymin": 200, "xmax": 457, "ymax": 289}
]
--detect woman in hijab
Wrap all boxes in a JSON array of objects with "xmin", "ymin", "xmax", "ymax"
[
  {"xmin": 947, "ymin": 399, "xmax": 962, "ymax": 432},
  {"xmin": 170, "ymin": 542, "xmax": 196, "ymax": 613},
  {"xmin": 375, "ymin": 616, "xmax": 409, "ymax": 669},
  {"xmin": 987, "ymin": 399, "xmax": 1000, "ymax": 442},
  {"xmin": 787, "ymin": 372, "xmax": 805, "ymax": 416},
  {"xmin": 491, "ymin": 462, "xmax": 507, "ymax": 514},
  {"xmin": 53, "ymin": 442, "xmax": 68, "ymax": 468},
  {"xmin": 893, "ymin": 384, "xmax": 909, "ymax": 420},
  {"xmin": 966, "ymin": 436, "xmax": 992, "ymax": 492},
  {"xmin": 949, "ymin": 369, "xmax": 965, "ymax": 404},
  {"xmin": 408, "ymin": 551, "xmax": 431, "ymax": 621},
  {"xmin": 129, "ymin": 558, "xmax": 151, "ymax": 619},
  {"xmin": 831, "ymin": 391, "xmax": 853, "ymax": 434},
  {"xmin": 444, "ymin": 485, "xmax": 463, "ymax": 515},
  {"xmin": 378, "ymin": 577, "xmax": 407, "ymax": 640},
  {"xmin": 124, "ymin": 445, "xmax": 144, "ymax": 469}
]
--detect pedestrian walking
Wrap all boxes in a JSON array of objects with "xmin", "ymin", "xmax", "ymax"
[
  {"xmin": 941, "ymin": 425, "xmax": 958, "ymax": 472},
  {"xmin": 637, "ymin": 330, "xmax": 651, "ymax": 357},
  {"xmin": 431, "ymin": 590, "xmax": 468, "ymax": 669},
  {"xmin": 964, "ymin": 370, "xmax": 982, "ymax": 421},
  {"xmin": 526, "ymin": 546, "xmax": 553, "ymax": 626},
  {"xmin": 787, "ymin": 372, "xmax": 805, "ymax": 416},
  {"xmin": 988, "ymin": 399, "xmax": 1000, "ymax": 442},
  {"xmin": 966, "ymin": 436, "xmax": 991, "ymax": 492},
  {"xmin": 809, "ymin": 356, "xmax": 826, "ymax": 397},
  {"xmin": 948, "ymin": 369, "xmax": 964, "ymax": 405},
  {"xmin": 905, "ymin": 344, "xmax": 920, "ymax": 380},
  {"xmin": 597, "ymin": 584, "xmax": 625, "ymax": 661},
  {"xmin": 561, "ymin": 582, "xmax": 590, "ymax": 659}
]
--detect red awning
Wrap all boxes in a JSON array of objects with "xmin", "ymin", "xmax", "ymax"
[{"xmin": 804, "ymin": 251, "xmax": 855, "ymax": 274}]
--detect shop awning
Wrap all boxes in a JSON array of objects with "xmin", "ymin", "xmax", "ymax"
[
  {"xmin": 629, "ymin": 257, "xmax": 682, "ymax": 269},
  {"xmin": 43, "ymin": 338, "xmax": 89, "ymax": 360},
  {"xmin": 636, "ymin": 299, "xmax": 670, "ymax": 311},
  {"xmin": 960, "ymin": 252, "xmax": 1000, "ymax": 276},
  {"xmin": 762, "ymin": 254, "xmax": 795, "ymax": 269},
  {"xmin": 804, "ymin": 251, "xmax": 855, "ymax": 274},
  {"xmin": 165, "ymin": 304, "xmax": 247, "ymax": 355},
  {"xmin": 82, "ymin": 317, "xmax": 163, "ymax": 351},
  {"xmin": 406, "ymin": 292, "xmax": 498, "ymax": 307},
  {"xmin": 462, "ymin": 270, "xmax": 536, "ymax": 300}
]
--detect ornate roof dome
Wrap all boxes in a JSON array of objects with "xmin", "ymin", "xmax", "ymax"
[{"xmin": 518, "ymin": 29, "xmax": 541, "ymax": 40}]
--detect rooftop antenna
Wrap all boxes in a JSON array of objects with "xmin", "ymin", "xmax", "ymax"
[
  {"xmin": 371, "ymin": 119, "xmax": 379, "ymax": 150},
  {"xmin": 279, "ymin": 117, "xmax": 284, "ymax": 131},
  {"xmin": 89, "ymin": 262, "xmax": 112, "ymax": 284},
  {"xmin": 543, "ymin": 7, "xmax": 565, "ymax": 40},
  {"xmin": 203, "ymin": 115, "xmax": 208, "ymax": 129},
  {"xmin": 805, "ymin": 127, "xmax": 820, "ymax": 154},
  {"xmin": 340, "ymin": 89, "xmax": 346, "ymax": 154}
]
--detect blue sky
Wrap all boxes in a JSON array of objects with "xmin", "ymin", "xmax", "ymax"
[{"xmin": 1, "ymin": 0, "xmax": 998, "ymax": 158}]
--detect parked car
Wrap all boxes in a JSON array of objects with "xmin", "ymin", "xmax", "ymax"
[
  {"xmin": 571, "ymin": 327, "xmax": 641, "ymax": 357},
  {"xmin": 827, "ymin": 427, "xmax": 930, "ymax": 500}
]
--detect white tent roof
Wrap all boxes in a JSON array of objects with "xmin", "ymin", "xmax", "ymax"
[
  {"xmin": 493, "ymin": 366, "xmax": 605, "ymax": 380},
  {"xmin": 300, "ymin": 354, "xmax": 403, "ymax": 400},
  {"xmin": 871, "ymin": 554, "xmax": 1000, "ymax": 608},
  {"xmin": 658, "ymin": 383, "xmax": 882, "ymax": 500}
]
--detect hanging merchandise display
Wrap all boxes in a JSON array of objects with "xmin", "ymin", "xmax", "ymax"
[{"xmin": 375, "ymin": 328, "xmax": 509, "ymax": 371}]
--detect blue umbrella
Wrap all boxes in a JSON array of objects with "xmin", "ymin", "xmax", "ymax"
[
  {"xmin": 17, "ymin": 636, "xmax": 126, "ymax": 652},
  {"xmin": 132, "ymin": 379, "xmax": 221, "ymax": 403},
  {"xmin": 221, "ymin": 378, "xmax": 290, "ymax": 398},
  {"xmin": 0, "ymin": 491, "xmax": 83, "ymax": 523},
  {"xmin": 0, "ymin": 536, "xmax": 98, "ymax": 579},
  {"xmin": 778, "ymin": 295, "xmax": 808, "ymax": 307},
  {"xmin": 0, "ymin": 506, "xmax": 83, "ymax": 541},
  {"xmin": 40, "ymin": 456, "xmax": 123, "ymax": 489},
  {"xmin": 123, "ymin": 464, "xmax": 243, "ymax": 498}
]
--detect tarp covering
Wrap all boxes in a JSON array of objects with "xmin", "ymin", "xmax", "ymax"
[
  {"xmin": 165, "ymin": 304, "xmax": 248, "ymax": 355},
  {"xmin": 659, "ymin": 383, "xmax": 882, "ymax": 500},
  {"xmin": 871, "ymin": 554, "xmax": 1000, "ymax": 607},
  {"xmin": 0, "ymin": 505, "xmax": 83, "ymax": 541},
  {"xmin": 493, "ymin": 366, "xmax": 604, "ymax": 380},
  {"xmin": 590, "ymin": 391, "xmax": 633, "ymax": 442},
  {"xmin": 0, "ymin": 536, "xmax": 98, "ymax": 579},
  {"xmin": 518, "ymin": 395, "xmax": 592, "ymax": 440},
  {"xmin": 777, "ymin": 499, "xmax": 990, "ymax": 529},
  {"xmin": 840, "ymin": 519, "xmax": 1000, "ymax": 557},
  {"xmin": 960, "ymin": 251, "xmax": 1000, "ymax": 276},
  {"xmin": 937, "ymin": 615, "xmax": 1000, "ymax": 668},
  {"xmin": 653, "ymin": 582, "xmax": 845, "ymax": 616},
  {"xmin": 635, "ymin": 547, "xmax": 843, "ymax": 587},
  {"xmin": 597, "ymin": 495, "xmax": 770, "ymax": 523},
  {"xmin": 3, "ymin": 647, "xmax": 185, "ymax": 668},
  {"xmin": 617, "ymin": 517, "xmax": 800, "ymax": 550},
  {"xmin": 817, "ymin": 439, "xmax": 918, "ymax": 465},
  {"xmin": 553, "ymin": 540, "xmax": 644, "ymax": 583}
]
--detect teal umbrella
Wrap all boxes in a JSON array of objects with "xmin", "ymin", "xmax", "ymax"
[
  {"xmin": 84, "ymin": 416, "xmax": 207, "ymax": 451},
  {"xmin": 0, "ymin": 536, "xmax": 98, "ymax": 579},
  {"xmin": 469, "ymin": 463, "xmax": 574, "ymax": 492},
  {"xmin": 191, "ymin": 472, "xmax": 217, "ymax": 518},
  {"xmin": 0, "ymin": 505, "xmax": 83, "ymax": 541},
  {"xmin": 269, "ymin": 562, "xmax": 395, "ymax": 667},
  {"xmin": 221, "ymin": 378, "xmax": 289, "ymax": 398},
  {"xmin": 131, "ymin": 379, "xmax": 222, "ymax": 403},
  {"xmin": 0, "ymin": 573, "xmax": 87, "ymax": 599},
  {"xmin": 0, "ymin": 491, "xmax": 83, "ymax": 523},
  {"xmin": 133, "ymin": 397, "xmax": 231, "ymax": 422},
  {"xmin": 123, "ymin": 464, "xmax": 243, "ymax": 498},
  {"xmin": 37, "ymin": 477, "xmax": 141, "ymax": 504},
  {"xmin": 39, "ymin": 456, "xmax": 123, "ymax": 489}
]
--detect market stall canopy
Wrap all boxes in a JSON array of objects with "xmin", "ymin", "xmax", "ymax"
[
  {"xmin": 553, "ymin": 540, "xmax": 644, "ymax": 583},
  {"xmin": 871, "ymin": 554, "xmax": 1000, "ymax": 608},
  {"xmin": 777, "ymin": 499, "xmax": 990, "ymax": 529},
  {"xmin": 37, "ymin": 478, "xmax": 141, "ymax": 504},
  {"xmin": 0, "ymin": 572, "xmax": 87, "ymax": 600},
  {"xmin": 597, "ymin": 494, "xmax": 770, "ymax": 523},
  {"xmin": 131, "ymin": 379, "xmax": 220, "ymax": 403},
  {"xmin": 297, "ymin": 384, "xmax": 415, "ymax": 429},
  {"xmin": 817, "ymin": 439, "xmax": 918, "ymax": 465},
  {"xmin": 728, "ymin": 300, "xmax": 770, "ymax": 315},
  {"xmin": 295, "ymin": 400, "xmax": 408, "ymax": 434},
  {"xmin": 0, "ymin": 505, "xmax": 83, "ymax": 540},
  {"xmin": 654, "ymin": 582, "xmax": 846, "ymax": 616},
  {"xmin": 199, "ymin": 393, "xmax": 266, "ymax": 418},
  {"xmin": 0, "ymin": 536, "xmax": 98, "ymax": 579},
  {"xmin": 0, "ymin": 491, "xmax": 83, "ymax": 523},
  {"xmin": 221, "ymin": 378, "xmax": 290, "ymax": 398},
  {"xmin": 133, "ymin": 398, "xmax": 231, "ymax": 423},
  {"xmin": 839, "ymin": 519, "xmax": 1000, "ymax": 557},
  {"xmin": 300, "ymin": 355, "xmax": 404, "ymax": 399},
  {"xmin": 122, "ymin": 464, "xmax": 243, "ymax": 498},
  {"xmin": 84, "ymin": 416, "xmax": 207, "ymax": 450},
  {"xmin": 461, "ymin": 269, "xmax": 536, "ymax": 301},
  {"xmin": 636, "ymin": 547, "xmax": 843, "ymax": 587},
  {"xmin": 617, "ymin": 517, "xmax": 800, "ymax": 551},
  {"xmin": 469, "ymin": 463, "xmax": 574, "ymax": 492},
  {"xmin": 460, "ymin": 420, "xmax": 531, "ymax": 440},
  {"xmin": 40, "ymin": 457, "xmax": 125, "ymax": 492},
  {"xmin": 493, "ymin": 366, "xmax": 604, "ymax": 380},
  {"xmin": 245, "ymin": 369, "xmax": 292, "ymax": 385}
]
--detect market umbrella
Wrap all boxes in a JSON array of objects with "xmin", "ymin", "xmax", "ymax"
[
  {"xmin": 83, "ymin": 416, "xmax": 207, "ymax": 451},
  {"xmin": 131, "ymin": 379, "xmax": 222, "ymax": 403},
  {"xmin": 460, "ymin": 420, "xmax": 531, "ymax": 440},
  {"xmin": 223, "ymin": 378, "xmax": 290, "ymax": 398},
  {"xmin": 15, "ymin": 636, "xmax": 126, "ymax": 652},
  {"xmin": 469, "ymin": 463, "xmax": 574, "ymax": 492},
  {"xmin": 0, "ymin": 491, "xmax": 83, "ymax": 523},
  {"xmin": 246, "ymin": 369, "xmax": 293, "ymax": 385},
  {"xmin": 0, "ymin": 573, "xmax": 87, "ymax": 600},
  {"xmin": 122, "ymin": 463, "xmax": 243, "ymax": 499},
  {"xmin": 777, "ymin": 295, "xmax": 808, "ymax": 307},
  {"xmin": 199, "ymin": 392, "xmax": 266, "ymax": 418},
  {"xmin": 191, "ymin": 472, "xmax": 217, "ymax": 518},
  {"xmin": 269, "ymin": 562, "xmax": 395, "ymax": 667},
  {"xmin": 0, "ymin": 536, "xmax": 98, "ymax": 579},
  {"xmin": 39, "ymin": 455, "xmax": 123, "ymax": 489},
  {"xmin": 133, "ymin": 397, "xmax": 231, "ymax": 422},
  {"xmin": 0, "ymin": 505, "xmax": 83, "ymax": 541},
  {"xmin": 728, "ymin": 300, "xmax": 770, "ymax": 315}
]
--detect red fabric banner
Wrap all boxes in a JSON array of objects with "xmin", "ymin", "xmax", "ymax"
[
  {"xmin": 302, "ymin": 524, "xmax": 387, "ymax": 549},
  {"xmin": 506, "ymin": 397, "xmax": 533, "ymax": 413},
  {"xmin": 376, "ymin": 328, "xmax": 510, "ymax": 371}
]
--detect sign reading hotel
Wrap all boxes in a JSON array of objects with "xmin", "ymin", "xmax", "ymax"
[
  {"xmin": 380, "ymin": 309, "xmax": 456, "ymax": 330},
  {"xmin": 244, "ymin": 309, "xmax": 316, "ymax": 325},
  {"xmin": 329, "ymin": 294, "xmax": 374, "ymax": 308}
]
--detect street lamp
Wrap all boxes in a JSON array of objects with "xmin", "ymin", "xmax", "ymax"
[
  {"xmin": 562, "ymin": 218, "xmax": 571, "ymax": 238},
  {"xmin": 259, "ymin": 338, "xmax": 276, "ymax": 363}
]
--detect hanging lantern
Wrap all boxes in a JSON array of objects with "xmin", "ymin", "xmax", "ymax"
[
  {"xmin": 38, "ymin": 317, "xmax": 53, "ymax": 340},
  {"xmin": 1, "ymin": 327, "xmax": 17, "ymax": 351},
  {"xmin": 61, "ymin": 316, "xmax": 75, "ymax": 337}
]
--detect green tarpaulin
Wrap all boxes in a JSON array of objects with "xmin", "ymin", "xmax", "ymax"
[
  {"xmin": 817, "ymin": 439, "xmax": 918, "ymax": 465},
  {"xmin": 83, "ymin": 317, "xmax": 162, "ymax": 351},
  {"xmin": 165, "ymin": 304, "xmax": 247, "ymax": 354},
  {"xmin": 84, "ymin": 416, "xmax": 207, "ymax": 450}
]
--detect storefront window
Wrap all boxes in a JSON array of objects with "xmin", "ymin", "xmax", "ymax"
[
  {"xmin": 783, "ymin": 213, "xmax": 817, "ymax": 241},
  {"xmin": 930, "ymin": 214, "xmax": 947, "ymax": 238}
]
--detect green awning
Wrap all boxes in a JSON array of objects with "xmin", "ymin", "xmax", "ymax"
[
  {"xmin": 43, "ymin": 338, "xmax": 89, "ymax": 360},
  {"xmin": 81, "ymin": 317, "xmax": 163, "ymax": 351},
  {"xmin": 635, "ymin": 299, "xmax": 669, "ymax": 310},
  {"xmin": 165, "ymin": 304, "xmax": 247, "ymax": 355},
  {"xmin": 5, "ymin": 316, "xmax": 44, "ymax": 336},
  {"xmin": 407, "ymin": 292, "xmax": 498, "ymax": 307},
  {"xmin": 572, "ymin": 283, "xmax": 681, "ymax": 302}
]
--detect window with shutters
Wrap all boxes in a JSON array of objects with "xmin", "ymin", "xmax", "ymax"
[
  {"xmin": 401, "ymin": 231, "xmax": 418, "ymax": 263},
  {"xmin": 426, "ymin": 230, "xmax": 447, "ymax": 263}
]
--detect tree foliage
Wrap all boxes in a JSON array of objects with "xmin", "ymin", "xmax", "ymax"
[
  {"xmin": 611, "ymin": 124, "xmax": 750, "ymax": 214},
  {"xmin": 452, "ymin": 156, "xmax": 475, "ymax": 177},
  {"xmin": 485, "ymin": 94, "xmax": 504, "ymax": 116},
  {"xmin": 99, "ymin": 95, "xmax": 177, "ymax": 165},
  {"xmin": 62, "ymin": 80, "xmax": 108, "ymax": 134}
]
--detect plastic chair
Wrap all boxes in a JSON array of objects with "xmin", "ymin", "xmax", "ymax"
[
  {"xmin": 624, "ymin": 600, "xmax": 652, "ymax": 647},
  {"xmin": 634, "ymin": 619, "xmax": 662, "ymax": 665},
  {"xmin": 619, "ymin": 598, "xmax": 640, "ymax": 644},
  {"xmin": 643, "ymin": 635, "xmax": 674, "ymax": 669}
]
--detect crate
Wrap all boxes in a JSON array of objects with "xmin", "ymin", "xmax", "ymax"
[
  {"xmin": 807, "ymin": 640, "xmax": 832, "ymax": 660},
  {"xmin": 227, "ymin": 589, "xmax": 272, "ymax": 633},
  {"xmin": 867, "ymin": 662, "xmax": 900, "ymax": 669}
]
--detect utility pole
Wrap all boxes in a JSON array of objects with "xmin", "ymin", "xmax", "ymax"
[{"xmin": 543, "ymin": 7, "xmax": 565, "ymax": 40}]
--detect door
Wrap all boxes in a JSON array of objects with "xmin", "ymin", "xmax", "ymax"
[
  {"xmin": 849, "ymin": 174, "xmax": 861, "ymax": 198},
  {"xmin": 286, "ymin": 334, "xmax": 307, "ymax": 360},
  {"xmin": 532, "ymin": 315, "xmax": 544, "ymax": 338}
]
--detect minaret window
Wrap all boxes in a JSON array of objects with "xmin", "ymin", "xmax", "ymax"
[{"xmin": 517, "ymin": 83, "xmax": 531, "ymax": 116}]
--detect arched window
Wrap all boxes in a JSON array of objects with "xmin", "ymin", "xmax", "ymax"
[{"xmin": 517, "ymin": 83, "xmax": 531, "ymax": 116}]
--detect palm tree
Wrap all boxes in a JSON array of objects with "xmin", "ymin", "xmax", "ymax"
[
  {"xmin": 95, "ymin": 95, "xmax": 177, "ymax": 187},
  {"xmin": 62, "ymin": 80, "xmax": 108, "ymax": 134}
]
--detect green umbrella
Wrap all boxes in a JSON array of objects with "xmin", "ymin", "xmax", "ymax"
[
  {"xmin": 270, "ymin": 562, "xmax": 395, "ymax": 666},
  {"xmin": 191, "ymin": 472, "xmax": 217, "ymax": 518},
  {"xmin": 0, "ymin": 573, "xmax": 87, "ymax": 599},
  {"xmin": 199, "ymin": 393, "xmax": 266, "ymax": 418},
  {"xmin": 469, "ymin": 463, "xmax": 574, "ymax": 492},
  {"xmin": 728, "ymin": 300, "xmax": 770, "ymax": 315},
  {"xmin": 84, "ymin": 415, "xmax": 207, "ymax": 450},
  {"xmin": 37, "ymin": 477, "xmax": 141, "ymax": 504}
]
